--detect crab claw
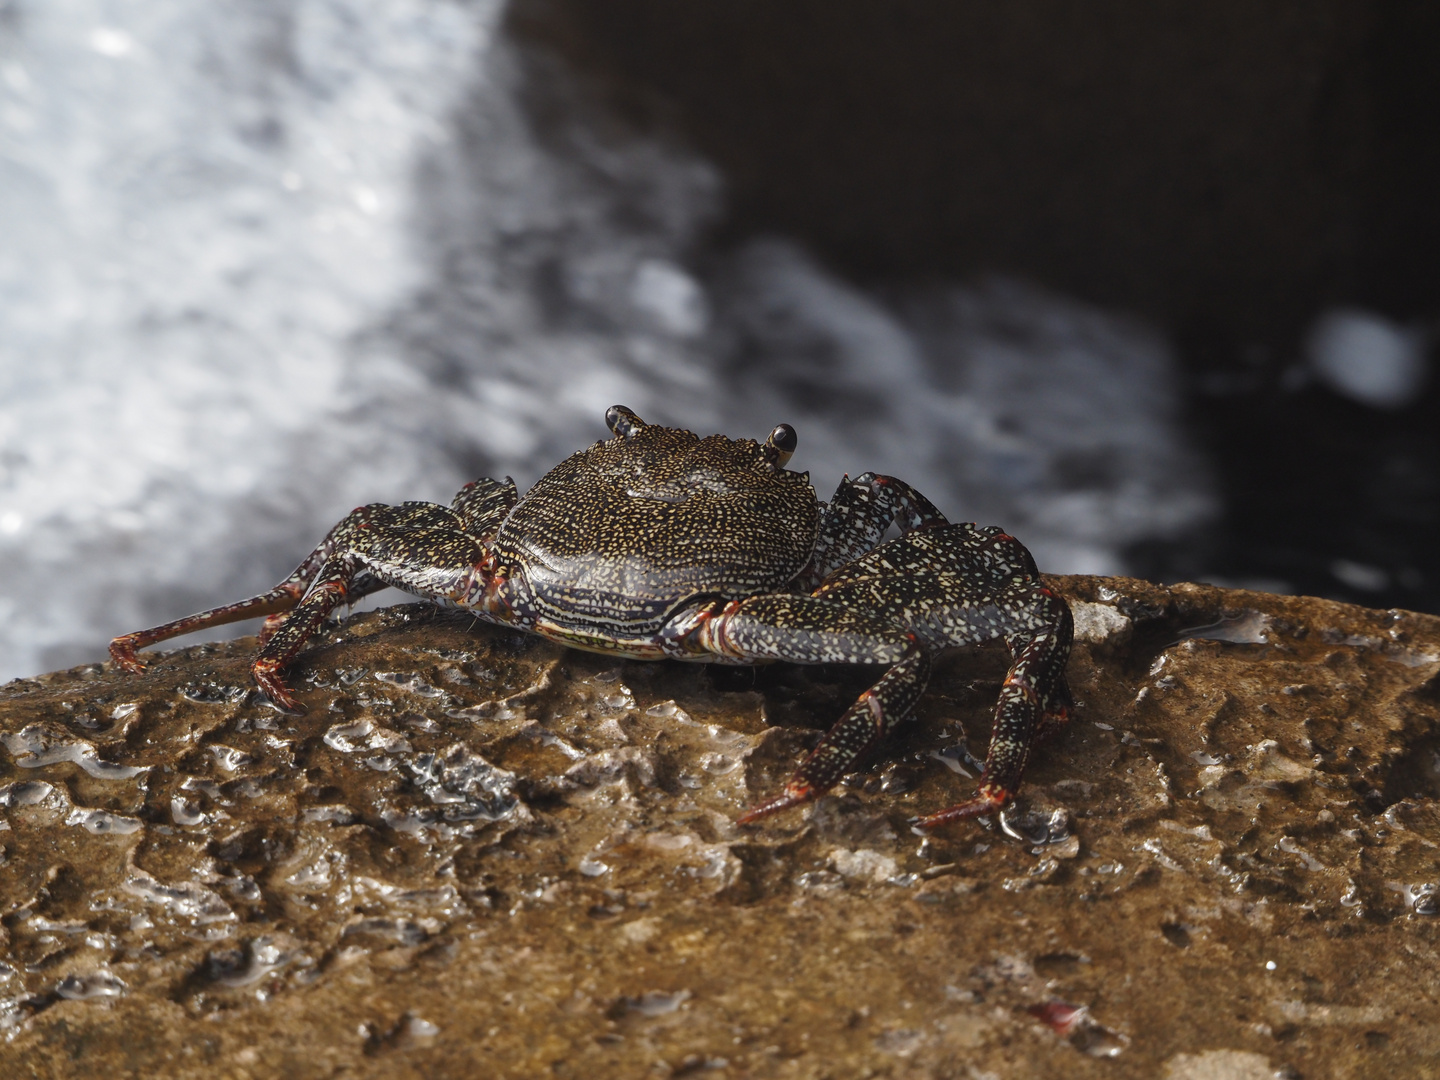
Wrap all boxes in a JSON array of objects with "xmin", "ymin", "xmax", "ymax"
[
  {"xmin": 736, "ymin": 781, "xmax": 815, "ymax": 825},
  {"xmin": 252, "ymin": 658, "xmax": 308, "ymax": 716},
  {"xmin": 108, "ymin": 635, "xmax": 147, "ymax": 675}
]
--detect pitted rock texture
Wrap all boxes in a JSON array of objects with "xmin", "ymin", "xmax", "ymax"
[{"xmin": 1, "ymin": 577, "xmax": 1438, "ymax": 1078}]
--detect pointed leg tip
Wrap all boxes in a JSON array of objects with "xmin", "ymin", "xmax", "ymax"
[
  {"xmin": 910, "ymin": 807, "xmax": 977, "ymax": 834},
  {"xmin": 253, "ymin": 664, "xmax": 305, "ymax": 716},
  {"xmin": 108, "ymin": 639, "xmax": 145, "ymax": 675},
  {"xmin": 912, "ymin": 791, "xmax": 1009, "ymax": 832},
  {"xmin": 736, "ymin": 783, "xmax": 815, "ymax": 826},
  {"xmin": 258, "ymin": 685, "xmax": 306, "ymax": 716},
  {"xmin": 258, "ymin": 691, "xmax": 306, "ymax": 716}
]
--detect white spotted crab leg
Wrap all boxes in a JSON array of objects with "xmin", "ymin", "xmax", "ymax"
[{"xmin": 671, "ymin": 522, "xmax": 1073, "ymax": 826}]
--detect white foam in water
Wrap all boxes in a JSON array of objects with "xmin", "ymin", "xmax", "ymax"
[
  {"xmin": 712, "ymin": 242, "xmax": 1214, "ymax": 575},
  {"xmin": 1306, "ymin": 308, "xmax": 1429, "ymax": 409},
  {"xmin": 0, "ymin": 0, "xmax": 1214, "ymax": 681}
]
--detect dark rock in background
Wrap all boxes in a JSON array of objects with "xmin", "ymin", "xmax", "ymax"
[
  {"xmin": 2, "ymin": 582, "xmax": 1438, "ymax": 1076},
  {"xmin": 513, "ymin": 0, "xmax": 1440, "ymax": 617},
  {"xmin": 515, "ymin": 1, "xmax": 1438, "ymax": 338}
]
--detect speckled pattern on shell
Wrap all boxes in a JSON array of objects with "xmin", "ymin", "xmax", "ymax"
[{"xmin": 496, "ymin": 425, "xmax": 818, "ymax": 635}]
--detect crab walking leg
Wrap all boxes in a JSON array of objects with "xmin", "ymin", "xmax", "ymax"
[
  {"xmin": 250, "ymin": 515, "xmax": 489, "ymax": 712},
  {"xmin": 109, "ymin": 584, "xmax": 305, "ymax": 673},
  {"xmin": 257, "ymin": 482, "xmax": 511, "ymax": 648},
  {"xmin": 670, "ymin": 593, "xmax": 931, "ymax": 823},
  {"xmin": 251, "ymin": 560, "xmax": 364, "ymax": 712},
  {"xmin": 108, "ymin": 502, "xmax": 400, "ymax": 672},
  {"xmin": 450, "ymin": 476, "xmax": 519, "ymax": 536},
  {"xmin": 911, "ymin": 600, "xmax": 1074, "ymax": 830},
  {"xmin": 804, "ymin": 473, "xmax": 949, "ymax": 587},
  {"xmin": 255, "ymin": 572, "xmax": 387, "ymax": 647},
  {"xmin": 737, "ymin": 639, "xmax": 932, "ymax": 823},
  {"xmin": 789, "ymin": 523, "xmax": 1072, "ymax": 825}
]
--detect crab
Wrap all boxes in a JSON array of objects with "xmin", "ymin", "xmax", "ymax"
[{"xmin": 110, "ymin": 406, "xmax": 1074, "ymax": 829}]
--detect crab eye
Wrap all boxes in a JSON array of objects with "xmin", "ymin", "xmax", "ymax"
[
  {"xmin": 765, "ymin": 423, "xmax": 797, "ymax": 467},
  {"xmin": 605, "ymin": 405, "xmax": 645, "ymax": 439}
]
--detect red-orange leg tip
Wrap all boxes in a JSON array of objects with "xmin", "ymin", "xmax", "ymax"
[
  {"xmin": 736, "ymin": 781, "xmax": 815, "ymax": 826},
  {"xmin": 911, "ymin": 789, "xmax": 1011, "ymax": 833},
  {"xmin": 252, "ymin": 661, "xmax": 306, "ymax": 716},
  {"xmin": 108, "ymin": 638, "xmax": 145, "ymax": 674}
]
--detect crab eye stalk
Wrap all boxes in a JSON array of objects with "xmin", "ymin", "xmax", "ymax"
[
  {"xmin": 605, "ymin": 405, "xmax": 646, "ymax": 440},
  {"xmin": 765, "ymin": 423, "xmax": 798, "ymax": 467}
]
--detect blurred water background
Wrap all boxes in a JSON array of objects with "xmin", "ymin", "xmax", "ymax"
[{"xmin": 1, "ymin": 0, "xmax": 1435, "ymax": 680}]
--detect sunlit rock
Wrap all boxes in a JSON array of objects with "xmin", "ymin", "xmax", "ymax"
[{"xmin": 1, "ymin": 579, "xmax": 1437, "ymax": 1075}]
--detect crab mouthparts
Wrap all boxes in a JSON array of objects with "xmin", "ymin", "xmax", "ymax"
[{"xmin": 462, "ymin": 554, "xmax": 511, "ymax": 618}]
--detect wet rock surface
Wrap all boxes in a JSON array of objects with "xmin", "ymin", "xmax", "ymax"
[{"xmin": 2, "ymin": 577, "xmax": 1438, "ymax": 1078}]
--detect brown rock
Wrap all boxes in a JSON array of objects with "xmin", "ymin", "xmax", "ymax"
[{"xmin": 1, "ymin": 577, "xmax": 1438, "ymax": 1077}]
